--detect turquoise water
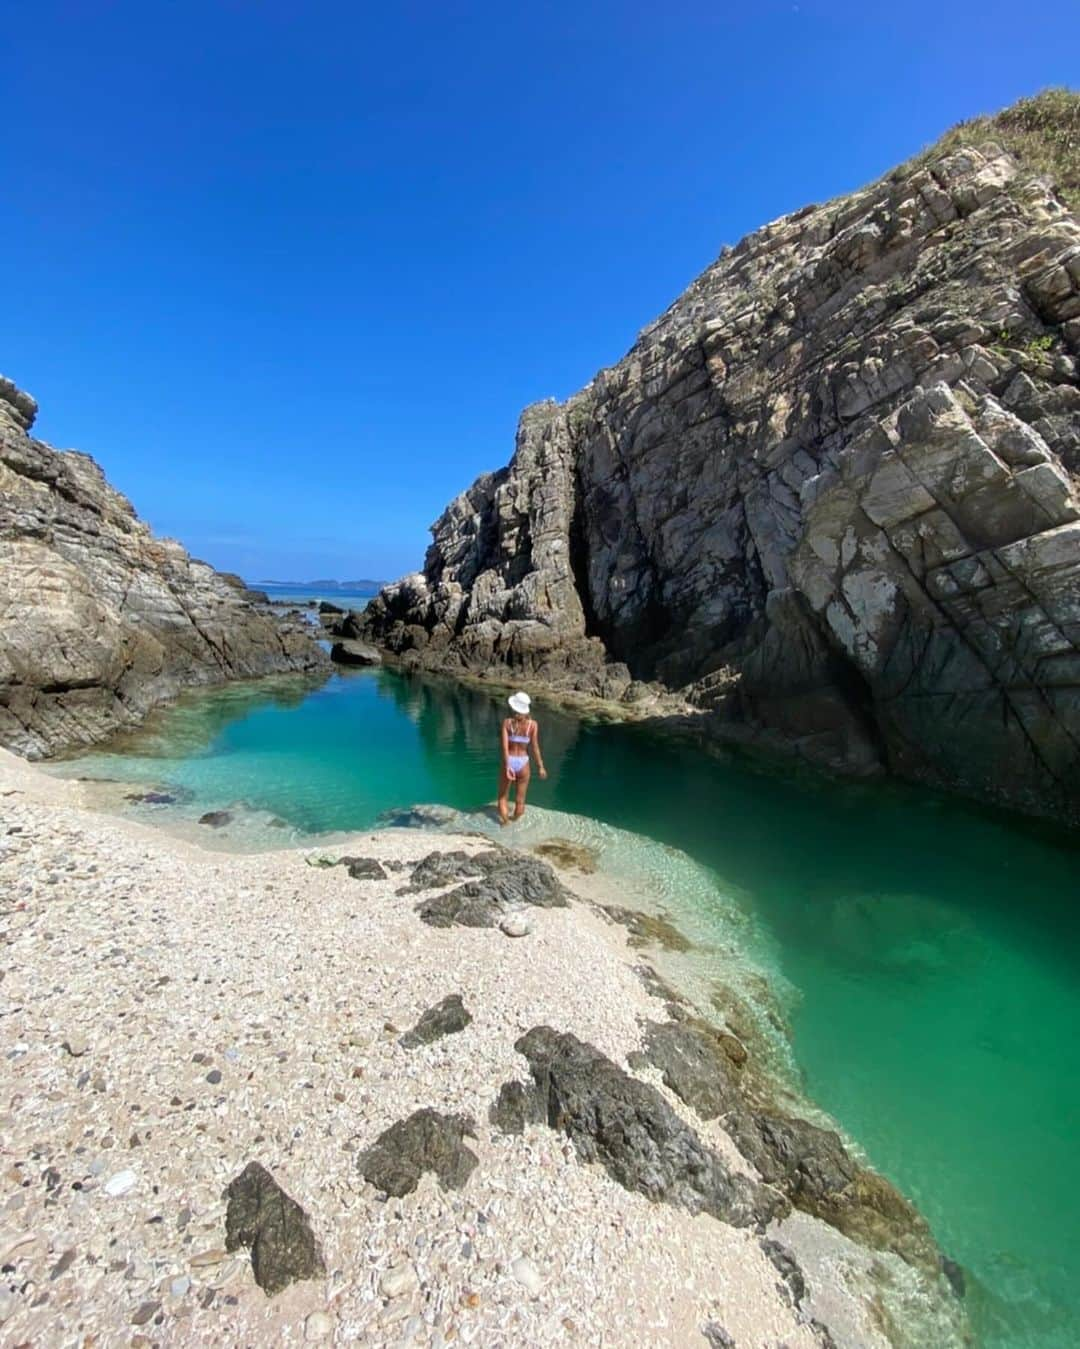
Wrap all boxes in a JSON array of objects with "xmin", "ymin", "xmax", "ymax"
[{"xmin": 60, "ymin": 665, "xmax": 1080, "ymax": 1348}]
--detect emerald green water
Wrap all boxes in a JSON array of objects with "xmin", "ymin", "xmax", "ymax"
[{"xmin": 61, "ymin": 665, "xmax": 1080, "ymax": 1348}]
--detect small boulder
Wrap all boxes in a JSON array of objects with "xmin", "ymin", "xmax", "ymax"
[
  {"xmin": 336, "ymin": 856, "xmax": 387, "ymax": 881},
  {"xmin": 224, "ymin": 1161, "xmax": 325, "ymax": 1295},
  {"xmin": 400, "ymin": 994, "xmax": 472, "ymax": 1048},
  {"xmin": 358, "ymin": 1108, "xmax": 478, "ymax": 1196},
  {"xmin": 198, "ymin": 810, "xmax": 233, "ymax": 829},
  {"xmin": 499, "ymin": 913, "xmax": 532, "ymax": 938},
  {"xmin": 330, "ymin": 640, "xmax": 382, "ymax": 667}
]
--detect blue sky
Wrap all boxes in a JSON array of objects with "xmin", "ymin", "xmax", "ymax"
[{"xmin": 7, "ymin": 1, "xmax": 1078, "ymax": 581}]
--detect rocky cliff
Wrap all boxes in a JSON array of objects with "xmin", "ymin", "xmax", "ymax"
[
  {"xmin": 0, "ymin": 376, "xmax": 326, "ymax": 757},
  {"xmin": 361, "ymin": 92, "xmax": 1080, "ymax": 825}
]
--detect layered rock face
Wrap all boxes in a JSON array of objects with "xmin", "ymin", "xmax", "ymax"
[
  {"xmin": 0, "ymin": 377, "xmax": 325, "ymax": 757},
  {"xmin": 362, "ymin": 98, "xmax": 1080, "ymax": 824}
]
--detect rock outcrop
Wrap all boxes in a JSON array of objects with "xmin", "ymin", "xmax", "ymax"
[
  {"xmin": 0, "ymin": 377, "xmax": 326, "ymax": 757},
  {"xmin": 360, "ymin": 93, "xmax": 1080, "ymax": 824}
]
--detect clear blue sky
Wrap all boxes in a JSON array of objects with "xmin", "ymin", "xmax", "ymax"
[{"xmin": 7, "ymin": 1, "xmax": 1077, "ymax": 581}]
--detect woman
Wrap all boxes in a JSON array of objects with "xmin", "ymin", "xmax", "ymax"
[{"xmin": 498, "ymin": 691, "xmax": 546, "ymax": 824}]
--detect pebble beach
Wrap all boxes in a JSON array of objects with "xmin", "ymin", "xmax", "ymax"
[{"xmin": 0, "ymin": 747, "xmax": 961, "ymax": 1348}]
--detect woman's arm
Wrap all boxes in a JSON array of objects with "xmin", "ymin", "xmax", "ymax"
[
  {"xmin": 501, "ymin": 719, "xmax": 513, "ymax": 776},
  {"xmin": 531, "ymin": 721, "xmax": 547, "ymax": 778}
]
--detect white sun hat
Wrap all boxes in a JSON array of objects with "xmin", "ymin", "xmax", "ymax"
[{"xmin": 508, "ymin": 691, "xmax": 531, "ymax": 715}]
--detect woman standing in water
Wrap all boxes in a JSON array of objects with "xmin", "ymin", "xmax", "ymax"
[{"xmin": 498, "ymin": 691, "xmax": 546, "ymax": 824}]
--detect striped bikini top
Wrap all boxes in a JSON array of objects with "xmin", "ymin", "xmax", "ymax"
[{"xmin": 507, "ymin": 718, "xmax": 533, "ymax": 745}]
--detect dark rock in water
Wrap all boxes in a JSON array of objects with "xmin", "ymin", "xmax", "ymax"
[
  {"xmin": 318, "ymin": 600, "xmax": 344, "ymax": 614},
  {"xmin": 268, "ymin": 817, "xmax": 288, "ymax": 829},
  {"xmin": 357, "ymin": 1108, "xmax": 478, "ymax": 1196},
  {"xmin": 224, "ymin": 1161, "xmax": 325, "ymax": 1295},
  {"xmin": 941, "ymin": 1255, "xmax": 967, "ymax": 1298},
  {"xmin": 198, "ymin": 810, "xmax": 233, "ymax": 829},
  {"xmin": 530, "ymin": 839, "xmax": 598, "ymax": 874},
  {"xmin": 336, "ymin": 855, "xmax": 387, "ymax": 881},
  {"xmin": 634, "ymin": 1017, "xmax": 937, "ymax": 1269},
  {"xmin": 412, "ymin": 849, "xmax": 570, "ymax": 928},
  {"xmin": 125, "ymin": 790, "xmax": 180, "ymax": 805},
  {"xmin": 701, "ymin": 1324, "xmax": 736, "ymax": 1349},
  {"xmin": 497, "ymin": 1026, "xmax": 786, "ymax": 1228},
  {"xmin": 377, "ymin": 803, "xmax": 462, "ymax": 830},
  {"xmin": 400, "ymin": 993, "xmax": 472, "ymax": 1048},
  {"xmin": 330, "ymin": 640, "xmax": 382, "ymax": 667},
  {"xmin": 602, "ymin": 905, "xmax": 691, "ymax": 952}
]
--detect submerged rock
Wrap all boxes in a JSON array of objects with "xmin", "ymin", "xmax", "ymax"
[
  {"xmin": 399, "ymin": 993, "xmax": 472, "ymax": 1048},
  {"xmin": 493, "ymin": 1025, "xmax": 785, "ymax": 1228},
  {"xmin": 602, "ymin": 904, "xmax": 692, "ymax": 952},
  {"xmin": 224, "ymin": 1161, "xmax": 325, "ymax": 1295},
  {"xmin": 530, "ymin": 838, "xmax": 598, "ymax": 874},
  {"xmin": 198, "ymin": 811, "xmax": 233, "ymax": 829},
  {"xmin": 377, "ymin": 803, "xmax": 463, "ymax": 830},
  {"xmin": 357, "ymin": 1108, "xmax": 479, "ymax": 1196}
]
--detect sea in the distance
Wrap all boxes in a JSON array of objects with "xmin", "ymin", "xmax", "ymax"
[
  {"xmin": 254, "ymin": 582, "xmax": 379, "ymax": 608},
  {"xmin": 53, "ymin": 656, "xmax": 1080, "ymax": 1349}
]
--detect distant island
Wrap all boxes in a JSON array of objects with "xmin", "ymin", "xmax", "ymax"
[{"xmin": 256, "ymin": 578, "xmax": 384, "ymax": 594}]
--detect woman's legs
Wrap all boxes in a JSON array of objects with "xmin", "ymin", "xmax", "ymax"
[
  {"xmin": 497, "ymin": 768, "xmax": 512, "ymax": 825},
  {"xmin": 512, "ymin": 764, "xmax": 531, "ymax": 818}
]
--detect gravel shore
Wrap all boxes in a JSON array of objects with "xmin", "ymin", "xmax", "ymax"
[{"xmin": 0, "ymin": 749, "xmax": 961, "ymax": 1347}]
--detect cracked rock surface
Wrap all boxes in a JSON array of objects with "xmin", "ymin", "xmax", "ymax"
[
  {"xmin": 403, "ymin": 847, "xmax": 570, "ymax": 928},
  {"xmin": 224, "ymin": 1161, "xmax": 325, "ymax": 1295},
  {"xmin": 399, "ymin": 994, "xmax": 473, "ymax": 1048},
  {"xmin": 357, "ymin": 1109, "xmax": 480, "ymax": 1197}
]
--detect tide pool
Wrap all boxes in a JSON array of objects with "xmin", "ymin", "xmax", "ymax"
[{"xmin": 57, "ymin": 664, "xmax": 1080, "ymax": 1349}]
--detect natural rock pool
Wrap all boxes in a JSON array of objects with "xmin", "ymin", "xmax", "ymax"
[{"xmin": 56, "ymin": 664, "xmax": 1080, "ymax": 1349}]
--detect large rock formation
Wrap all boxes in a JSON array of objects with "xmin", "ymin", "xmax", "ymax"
[
  {"xmin": 0, "ymin": 377, "xmax": 326, "ymax": 757},
  {"xmin": 362, "ymin": 93, "xmax": 1080, "ymax": 825}
]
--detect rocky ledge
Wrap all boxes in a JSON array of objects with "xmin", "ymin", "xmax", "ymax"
[
  {"xmin": 0, "ymin": 377, "xmax": 326, "ymax": 758},
  {"xmin": 360, "ymin": 92, "xmax": 1080, "ymax": 825},
  {"xmin": 0, "ymin": 747, "xmax": 968, "ymax": 1346}
]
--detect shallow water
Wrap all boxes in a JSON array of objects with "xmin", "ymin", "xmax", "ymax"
[{"xmin": 57, "ymin": 664, "xmax": 1080, "ymax": 1348}]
